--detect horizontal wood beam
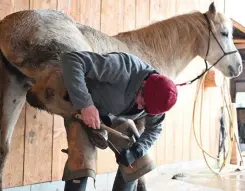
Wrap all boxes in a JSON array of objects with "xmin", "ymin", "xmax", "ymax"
[
  {"xmin": 234, "ymin": 39, "xmax": 245, "ymax": 44},
  {"xmin": 235, "ymin": 43, "xmax": 245, "ymax": 50},
  {"xmin": 232, "ymin": 19, "xmax": 245, "ymax": 34}
]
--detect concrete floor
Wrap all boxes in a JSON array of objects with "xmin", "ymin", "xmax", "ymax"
[
  {"xmin": 4, "ymin": 161, "xmax": 245, "ymax": 191},
  {"xmin": 147, "ymin": 179, "xmax": 222, "ymax": 191},
  {"xmin": 145, "ymin": 164, "xmax": 245, "ymax": 191}
]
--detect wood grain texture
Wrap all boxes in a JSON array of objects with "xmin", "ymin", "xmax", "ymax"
[
  {"xmin": 90, "ymin": 0, "xmax": 102, "ymax": 30},
  {"xmin": 173, "ymin": 0, "xmax": 224, "ymax": 16},
  {"xmin": 13, "ymin": 0, "xmax": 30, "ymax": 12},
  {"xmin": 80, "ymin": 0, "xmax": 101, "ymax": 30},
  {"xmin": 57, "ymin": 0, "xmax": 71, "ymax": 14},
  {"xmin": 156, "ymin": 126, "xmax": 166, "ymax": 165},
  {"xmin": 0, "ymin": 0, "xmax": 13, "ymax": 19},
  {"xmin": 101, "ymin": 0, "xmax": 123, "ymax": 36},
  {"xmin": 51, "ymin": 115, "xmax": 67, "ymax": 181},
  {"xmin": 24, "ymin": 104, "xmax": 53, "ymax": 185},
  {"xmin": 30, "ymin": 0, "xmax": 57, "ymax": 10},
  {"xmin": 69, "ymin": 0, "xmax": 81, "ymax": 22},
  {"xmin": 3, "ymin": 106, "xmax": 26, "ymax": 188},
  {"xmin": 123, "ymin": 0, "xmax": 136, "ymax": 31},
  {"xmin": 150, "ymin": 0, "xmax": 165, "ymax": 23},
  {"xmin": 135, "ymin": 0, "xmax": 150, "ymax": 28}
]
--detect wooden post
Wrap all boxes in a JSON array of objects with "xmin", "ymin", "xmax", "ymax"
[
  {"xmin": 204, "ymin": 70, "xmax": 224, "ymax": 88},
  {"xmin": 230, "ymin": 103, "xmax": 241, "ymax": 165}
]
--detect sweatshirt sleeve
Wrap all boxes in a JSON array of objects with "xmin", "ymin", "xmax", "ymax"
[
  {"xmin": 60, "ymin": 51, "xmax": 132, "ymax": 110},
  {"xmin": 131, "ymin": 113, "xmax": 165, "ymax": 158},
  {"xmin": 60, "ymin": 52, "xmax": 94, "ymax": 110}
]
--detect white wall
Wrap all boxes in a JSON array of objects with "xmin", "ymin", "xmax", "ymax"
[{"xmin": 226, "ymin": 0, "xmax": 245, "ymax": 26}]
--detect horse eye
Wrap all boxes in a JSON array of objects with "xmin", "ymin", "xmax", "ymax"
[{"xmin": 221, "ymin": 32, "xmax": 228, "ymax": 37}]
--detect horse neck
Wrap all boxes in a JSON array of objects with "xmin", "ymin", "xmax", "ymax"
[{"xmin": 114, "ymin": 12, "xmax": 208, "ymax": 78}]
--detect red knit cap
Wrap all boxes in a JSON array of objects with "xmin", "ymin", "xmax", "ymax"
[{"xmin": 144, "ymin": 73, "xmax": 178, "ymax": 115}]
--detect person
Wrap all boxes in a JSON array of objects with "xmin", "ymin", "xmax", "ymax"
[{"xmin": 60, "ymin": 51, "xmax": 178, "ymax": 191}]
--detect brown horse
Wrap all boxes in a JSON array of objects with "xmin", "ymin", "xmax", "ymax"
[{"xmin": 0, "ymin": 2, "xmax": 242, "ymax": 190}]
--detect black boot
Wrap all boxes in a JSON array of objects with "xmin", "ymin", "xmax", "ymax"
[{"xmin": 64, "ymin": 177, "xmax": 88, "ymax": 191}]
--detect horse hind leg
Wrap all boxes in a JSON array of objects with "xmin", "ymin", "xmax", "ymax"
[{"xmin": 0, "ymin": 53, "xmax": 32, "ymax": 190}]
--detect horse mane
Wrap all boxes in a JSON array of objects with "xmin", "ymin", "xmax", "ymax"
[
  {"xmin": 114, "ymin": 11, "xmax": 212, "ymax": 76},
  {"xmin": 116, "ymin": 11, "xmax": 210, "ymax": 58}
]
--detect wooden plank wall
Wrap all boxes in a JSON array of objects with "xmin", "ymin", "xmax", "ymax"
[{"xmin": 0, "ymin": 0, "xmax": 226, "ymax": 188}]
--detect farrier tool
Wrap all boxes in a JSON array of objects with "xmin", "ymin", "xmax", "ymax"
[{"xmin": 74, "ymin": 114, "xmax": 134, "ymax": 169}]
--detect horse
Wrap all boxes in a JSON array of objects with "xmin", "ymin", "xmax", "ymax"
[{"xmin": 0, "ymin": 2, "xmax": 242, "ymax": 190}]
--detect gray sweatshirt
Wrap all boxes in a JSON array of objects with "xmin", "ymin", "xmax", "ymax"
[{"xmin": 60, "ymin": 51, "xmax": 165, "ymax": 158}]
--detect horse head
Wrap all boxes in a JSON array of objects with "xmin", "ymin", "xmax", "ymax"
[{"xmin": 200, "ymin": 2, "xmax": 242, "ymax": 78}]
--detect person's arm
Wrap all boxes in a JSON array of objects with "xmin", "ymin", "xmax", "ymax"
[
  {"xmin": 117, "ymin": 113, "xmax": 165, "ymax": 167},
  {"xmin": 131, "ymin": 113, "xmax": 165, "ymax": 158},
  {"xmin": 60, "ymin": 52, "xmax": 92, "ymax": 110},
  {"xmin": 60, "ymin": 51, "xmax": 155, "ymax": 110},
  {"xmin": 60, "ymin": 51, "xmax": 131, "ymax": 110}
]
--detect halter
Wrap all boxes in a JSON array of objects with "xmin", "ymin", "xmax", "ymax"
[{"xmin": 176, "ymin": 13, "xmax": 238, "ymax": 86}]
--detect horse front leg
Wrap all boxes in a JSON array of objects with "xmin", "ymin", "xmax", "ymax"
[
  {"xmin": 0, "ymin": 56, "xmax": 32, "ymax": 190},
  {"xmin": 134, "ymin": 118, "xmax": 147, "ymax": 191},
  {"xmin": 110, "ymin": 117, "xmax": 149, "ymax": 191}
]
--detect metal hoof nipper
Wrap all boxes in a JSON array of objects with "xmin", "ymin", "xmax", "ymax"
[
  {"xmin": 89, "ymin": 129, "xmax": 109, "ymax": 149},
  {"xmin": 74, "ymin": 114, "xmax": 132, "ymax": 150}
]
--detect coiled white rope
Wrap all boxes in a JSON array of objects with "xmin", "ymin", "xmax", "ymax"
[{"xmin": 191, "ymin": 71, "xmax": 238, "ymax": 175}]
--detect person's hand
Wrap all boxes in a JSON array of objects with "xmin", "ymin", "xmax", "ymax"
[
  {"xmin": 115, "ymin": 148, "xmax": 137, "ymax": 167},
  {"xmin": 80, "ymin": 105, "xmax": 100, "ymax": 129}
]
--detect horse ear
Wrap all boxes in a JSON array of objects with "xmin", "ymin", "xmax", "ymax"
[{"xmin": 208, "ymin": 2, "xmax": 216, "ymax": 14}]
